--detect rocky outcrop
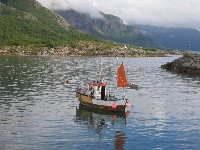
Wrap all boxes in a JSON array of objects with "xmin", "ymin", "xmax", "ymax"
[
  {"xmin": 161, "ymin": 54, "xmax": 200, "ymax": 76},
  {"xmin": 53, "ymin": 12, "xmax": 71, "ymax": 30}
]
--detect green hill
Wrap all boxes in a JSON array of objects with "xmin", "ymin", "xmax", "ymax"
[{"xmin": 0, "ymin": 0, "xmax": 101, "ymax": 47}]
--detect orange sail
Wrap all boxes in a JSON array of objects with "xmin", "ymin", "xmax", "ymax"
[{"xmin": 117, "ymin": 63, "xmax": 128, "ymax": 87}]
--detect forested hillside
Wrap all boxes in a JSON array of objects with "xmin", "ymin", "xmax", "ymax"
[{"xmin": 0, "ymin": 0, "xmax": 101, "ymax": 47}]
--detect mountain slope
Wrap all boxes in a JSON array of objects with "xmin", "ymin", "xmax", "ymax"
[
  {"xmin": 0, "ymin": 0, "xmax": 101, "ymax": 47},
  {"xmin": 57, "ymin": 10, "xmax": 161, "ymax": 48},
  {"xmin": 135, "ymin": 25, "xmax": 200, "ymax": 51}
]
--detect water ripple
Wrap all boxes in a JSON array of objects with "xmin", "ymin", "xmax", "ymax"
[{"xmin": 0, "ymin": 55, "xmax": 200, "ymax": 149}]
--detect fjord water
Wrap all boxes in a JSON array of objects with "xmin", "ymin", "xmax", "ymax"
[{"xmin": 0, "ymin": 55, "xmax": 200, "ymax": 150}]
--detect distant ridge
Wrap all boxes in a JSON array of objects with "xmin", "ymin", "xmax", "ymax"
[
  {"xmin": 57, "ymin": 10, "xmax": 162, "ymax": 49},
  {"xmin": 135, "ymin": 24, "xmax": 200, "ymax": 51}
]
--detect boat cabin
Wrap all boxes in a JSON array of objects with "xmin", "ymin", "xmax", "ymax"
[{"xmin": 88, "ymin": 81, "xmax": 107, "ymax": 100}]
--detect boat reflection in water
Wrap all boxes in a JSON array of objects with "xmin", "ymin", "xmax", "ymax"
[
  {"xmin": 115, "ymin": 131, "xmax": 126, "ymax": 150},
  {"xmin": 75, "ymin": 104, "xmax": 130, "ymax": 150}
]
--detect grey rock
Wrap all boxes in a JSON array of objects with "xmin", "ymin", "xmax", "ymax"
[{"xmin": 161, "ymin": 54, "xmax": 200, "ymax": 76}]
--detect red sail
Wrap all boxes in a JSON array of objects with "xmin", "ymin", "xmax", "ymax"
[{"xmin": 117, "ymin": 63, "xmax": 128, "ymax": 87}]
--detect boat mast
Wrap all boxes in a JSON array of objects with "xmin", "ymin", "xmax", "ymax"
[
  {"xmin": 114, "ymin": 57, "xmax": 119, "ymax": 97},
  {"xmin": 99, "ymin": 59, "xmax": 102, "ymax": 83},
  {"xmin": 116, "ymin": 57, "xmax": 119, "ymax": 87}
]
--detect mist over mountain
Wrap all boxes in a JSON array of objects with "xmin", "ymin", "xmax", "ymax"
[
  {"xmin": 2, "ymin": 0, "xmax": 199, "ymax": 52},
  {"xmin": 134, "ymin": 24, "xmax": 200, "ymax": 51},
  {"xmin": 37, "ymin": 0, "xmax": 200, "ymax": 31},
  {"xmin": 57, "ymin": 9, "xmax": 161, "ymax": 48},
  {"xmin": 56, "ymin": 9, "xmax": 200, "ymax": 51}
]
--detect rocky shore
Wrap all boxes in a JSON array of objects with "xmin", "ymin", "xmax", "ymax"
[
  {"xmin": 161, "ymin": 54, "xmax": 200, "ymax": 76},
  {"xmin": 0, "ymin": 42, "xmax": 171, "ymax": 57}
]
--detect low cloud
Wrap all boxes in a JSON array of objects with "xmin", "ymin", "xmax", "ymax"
[
  {"xmin": 37, "ymin": 0, "xmax": 200, "ymax": 30},
  {"xmin": 37, "ymin": 0, "xmax": 103, "ymax": 18}
]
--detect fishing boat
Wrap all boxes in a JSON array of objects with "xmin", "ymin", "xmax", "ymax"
[{"xmin": 75, "ymin": 61, "xmax": 131, "ymax": 112}]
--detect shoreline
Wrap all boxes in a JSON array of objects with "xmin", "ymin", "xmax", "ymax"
[{"xmin": 0, "ymin": 44, "xmax": 182, "ymax": 57}]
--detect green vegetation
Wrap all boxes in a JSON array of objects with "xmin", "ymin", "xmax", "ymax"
[
  {"xmin": 0, "ymin": 0, "xmax": 165, "ymax": 57},
  {"xmin": 0, "ymin": 0, "xmax": 102, "ymax": 48}
]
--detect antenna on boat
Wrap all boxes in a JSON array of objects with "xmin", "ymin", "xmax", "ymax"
[
  {"xmin": 114, "ymin": 57, "xmax": 119, "ymax": 97},
  {"xmin": 99, "ymin": 59, "xmax": 102, "ymax": 83},
  {"xmin": 116, "ymin": 57, "xmax": 119, "ymax": 86}
]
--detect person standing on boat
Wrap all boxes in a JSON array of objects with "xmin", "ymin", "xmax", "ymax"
[{"xmin": 89, "ymin": 86, "xmax": 94, "ymax": 97}]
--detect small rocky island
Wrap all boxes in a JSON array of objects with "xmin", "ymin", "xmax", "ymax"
[{"xmin": 161, "ymin": 54, "xmax": 200, "ymax": 76}]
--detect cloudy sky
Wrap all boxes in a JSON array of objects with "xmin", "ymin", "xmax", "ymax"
[{"xmin": 37, "ymin": 0, "xmax": 200, "ymax": 30}]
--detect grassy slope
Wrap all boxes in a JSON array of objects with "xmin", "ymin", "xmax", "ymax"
[{"xmin": 0, "ymin": 0, "xmax": 101, "ymax": 47}]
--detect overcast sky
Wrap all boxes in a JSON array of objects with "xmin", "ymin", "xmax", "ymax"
[{"xmin": 37, "ymin": 0, "xmax": 200, "ymax": 30}]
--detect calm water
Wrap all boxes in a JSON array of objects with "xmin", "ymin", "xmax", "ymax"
[{"xmin": 0, "ymin": 55, "xmax": 200, "ymax": 150}]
